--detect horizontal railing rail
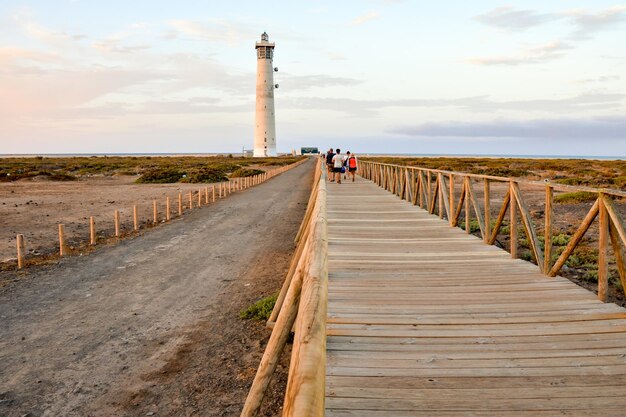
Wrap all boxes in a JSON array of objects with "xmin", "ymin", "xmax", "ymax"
[
  {"xmin": 241, "ymin": 159, "xmax": 327, "ymax": 417},
  {"xmin": 359, "ymin": 160, "xmax": 626, "ymax": 302}
]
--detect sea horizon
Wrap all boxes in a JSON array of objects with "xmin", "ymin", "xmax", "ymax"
[{"xmin": 1, "ymin": 152, "xmax": 624, "ymax": 161}]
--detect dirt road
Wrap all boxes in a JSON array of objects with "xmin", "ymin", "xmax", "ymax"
[{"xmin": 0, "ymin": 158, "xmax": 314, "ymax": 417}]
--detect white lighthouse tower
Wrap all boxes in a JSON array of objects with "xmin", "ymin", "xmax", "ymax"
[{"xmin": 254, "ymin": 32, "xmax": 277, "ymax": 157}]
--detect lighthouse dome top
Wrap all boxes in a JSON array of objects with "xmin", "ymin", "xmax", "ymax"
[{"xmin": 255, "ymin": 32, "xmax": 275, "ymax": 49}]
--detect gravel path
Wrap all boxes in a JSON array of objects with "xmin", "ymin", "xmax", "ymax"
[{"xmin": 0, "ymin": 158, "xmax": 314, "ymax": 417}]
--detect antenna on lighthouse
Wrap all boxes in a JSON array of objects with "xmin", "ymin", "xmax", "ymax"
[{"xmin": 253, "ymin": 32, "xmax": 277, "ymax": 157}]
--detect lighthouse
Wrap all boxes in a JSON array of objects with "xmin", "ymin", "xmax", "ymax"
[{"xmin": 254, "ymin": 32, "xmax": 277, "ymax": 157}]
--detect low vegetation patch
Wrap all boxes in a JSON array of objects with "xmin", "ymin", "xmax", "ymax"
[
  {"xmin": 0, "ymin": 155, "xmax": 304, "ymax": 184},
  {"xmin": 230, "ymin": 168, "xmax": 265, "ymax": 178},
  {"xmin": 554, "ymin": 191, "xmax": 597, "ymax": 204},
  {"xmin": 136, "ymin": 168, "xmax": 184, "ymax": 183},
  {"xmin": 240, "ymin": 293, "xmax": 278, "ymax": 321}
]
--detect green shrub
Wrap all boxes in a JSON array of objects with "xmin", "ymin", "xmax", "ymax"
[
  {"xmin": 554, "ymin": 191, "xmax": 597, "ymax": 204},
  {"xmin": 136, "ymin": 168, "xmax": 184, "ymax": 183},
  {"xmin": 182, "ymin": 167, "xmax": 229, "ymax": 183},
  {"xmin": 555, "ymin": 177, "xmax": 585, "ymax": 186},
  {"xmin": 459, "ymin": 219, "xmax": 481, "ymax": 233},
  {"xmin": 230, "ymin": 168, "xmax": 264, "ymax": 178},
  {"xmin": 240, "ymin": 293, "xmax": 278, "ymax": 321},
  {"xmin": 552, "ymin": 233, "xmax": 571, "ymax": 246},
  {"xmin": 565, "ymin": 247, "xmax": 598, "ymax": 268}
]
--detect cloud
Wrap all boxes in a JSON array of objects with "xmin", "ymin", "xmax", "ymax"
[
  {"xmin": 389, "ymin": 116, "xmax": 626, "ymax": 140},
  {"xmin": 279, "ymin": 74, "xmax": 362, "ymax": 90},
  {"xmin": 474, "ymin": 5, "xmax": 626, "ymax": 39},
  {"xmin": 281, "ymin": 92, "xmax": 626, "ymax": 117},
  {"xmin": 350, "ymin": 12, "xmax": 380, "ymax": 26},
  {"xmin": 168, "ymin": 19, "xmax": 256, "ymax": 45},
  {"xmin": 573, "ymin": 75, "xmax": 621, "ymax": 84},
  {"xmin": 473, "ymin": 6, "xmax": 556, "ymax": 30},
  {"xmin": 92, "ymin": 39, "xmax": 151, "ymax": 54},
  {"xmin": 565, "ymin": 6, "xmax": 626, "ymax": 39},
  {"xmin": 467, "ymin": 41, "xmax": 572, "ymax": 66},
  {"xmin": 12, "ymin": 13, "xmax": 86, "ymax": 45}
]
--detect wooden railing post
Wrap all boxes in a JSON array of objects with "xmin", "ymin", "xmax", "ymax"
[
  {"xmin": 16, "ymin": 234, "xmax": 24, "ymax": 269},
  {"xmin": 178, "ymin": 192, "xmax": 183, "ymax": 215},
  {"xmin": 114, "ymin": 209, "xmax": 120, "ymax": 237},
  {"xmin": 510, "ymin": 182, "xmax": 517, "ymax": 258},
  {"xmin": 484, "ymin": 179, "xmax": 490, "ymax": 243},
  {"xmin": 544, "ymin": 186, "xmax": 553, "ymax": 273},
  {"xmin": 426, "ymin": 171, "xmax": 431, "ymax": 207},
  {"xmin": 449, "ymin": 174, "xmax": 455, "ymax": 226},
  {"xmin": 90, "ymin": 216, "xmax": 96, "ymax": 245},
  {"xmin": 598, "ymin": 193, "xmax": 609, "ymax": 301},
  {"xmin": 464, "ymin": 178, "xmax": 470, "ymax": 234},
  {"xmin": 58, "ymin": 224, "xmax": 66, "ymax": 256},
  {"xmin": 438, "ymin": 174, "xmax": 444, "ymax": 219},
  {"xmin": 153, "ymin": 200, "xmax": 158, "ymax": 224},
  {"xmin": 166, "ymin": 197, "xmax": 171, "ymax": 221},
  {"xmin": 133, "ymin": 205, "xmax": 139, "ymax": 231}
]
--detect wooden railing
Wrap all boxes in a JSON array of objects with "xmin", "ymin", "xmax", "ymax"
[
  {"xmin": 359, "ymin": 160, "xmax": 626, "ymax": 302},
  {"xmin": 241, "ymin": 159, "xmax": 327, "ymax": 417}
]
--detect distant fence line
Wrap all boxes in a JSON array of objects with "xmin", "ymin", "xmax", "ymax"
[
  {"xmin": 12, "ymin": 159, "xmax": 307, "ymax": 270},
  {"xmin": 359, "ymin": 160, "xmax": 626, "ymax": 302}
]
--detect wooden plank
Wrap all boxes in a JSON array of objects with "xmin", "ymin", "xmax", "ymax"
[
  {"xmin": 327, "ymin": 364, "xmax": 626, "ymax": 378},
  {"xmin": 327, "ymin": 410, "xmax": 624, "ymax": 417},
  {"xmin": 325, "ymin": 396, "xmax": 626, "ymax": 412},
  {"xmin": 327, "ymin": 385, "xmax": 626, "ymax": 400}
]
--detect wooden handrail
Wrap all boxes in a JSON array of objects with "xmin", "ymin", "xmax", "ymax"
[
  {"xmin": 359, "ymin": 160, "xmax": 626, "ymax": 302},
  {"xmin": 241, "ymin": 159, "xmax": 327, "ymax": 417},
  {"xmin": 360, "ymin": 160, "xmax": 626, "ymax": 198}
]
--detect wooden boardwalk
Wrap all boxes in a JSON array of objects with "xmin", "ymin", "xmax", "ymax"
[{"xmin": 325, "ymin": 176, "xmax": 626, "ymax": 416}]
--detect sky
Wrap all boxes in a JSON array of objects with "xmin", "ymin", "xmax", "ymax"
[{"xmin": 1, "ymin": 0, "xmax": 625, "ymax": 156}]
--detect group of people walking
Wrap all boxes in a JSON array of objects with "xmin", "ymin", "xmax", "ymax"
[{"xmin": 323, "ymin": 148, "xmax": 358, "ymax": 184}]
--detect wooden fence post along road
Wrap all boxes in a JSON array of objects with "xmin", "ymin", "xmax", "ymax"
[
  {"xmin": 11, "ymin": 159, "xmax": 306, "ymax": 270},
  {"xmin": 242, "ymin": 159, "xmax": 626, "ymax": 416}
]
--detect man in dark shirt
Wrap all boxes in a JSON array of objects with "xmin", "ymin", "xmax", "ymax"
[{"xmin": 325, "ymin": 148, "xmax": 335, "ymax": 182}]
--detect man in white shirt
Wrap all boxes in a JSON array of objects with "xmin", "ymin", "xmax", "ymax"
[{"xmin": 331, "ymin": 148, "xmax": 343, "ymax": 184}]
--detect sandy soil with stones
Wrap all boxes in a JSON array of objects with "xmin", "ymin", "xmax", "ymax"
[{"xmin": 0, "ymin": 174, "xmax": 246, "ymax": 265}]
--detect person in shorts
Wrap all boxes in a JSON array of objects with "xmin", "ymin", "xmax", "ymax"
[
  {"xmin": 325, "ymin": 148, "xmax": 335, "ymax": 181},
  {"xmin": 345, "ymin": 151, "xmax": 358, "ymax": 182},
  {"xmin": 331, "ymin": 148, "xmax": 343, "ymax": 184}
]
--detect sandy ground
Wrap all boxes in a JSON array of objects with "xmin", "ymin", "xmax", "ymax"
[
  {"xmin": 0, "ymin": 175, "xmax": 245, "ymax": 264},
  {"xmin": 0, "ymin": 158, "xmax": 315, "ymax": 417}
]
